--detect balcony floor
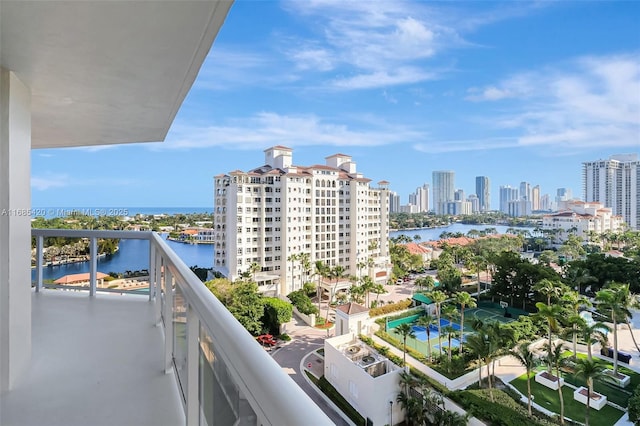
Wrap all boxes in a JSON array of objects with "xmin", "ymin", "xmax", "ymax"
[{"xmin": 0, "ymin": 290, "xmax": 184, "ymax": 426}]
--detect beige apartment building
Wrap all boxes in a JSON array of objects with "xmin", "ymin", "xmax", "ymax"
[{"xmin": 213, "ymin": 146, "xmax": 391, "ymax": 296}]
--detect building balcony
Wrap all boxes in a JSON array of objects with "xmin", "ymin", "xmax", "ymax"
[{"xmin": 0, "ymin": 229, "xmax": 331, "ymax": 426}]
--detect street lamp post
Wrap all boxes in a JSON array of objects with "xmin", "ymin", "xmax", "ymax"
[{"xmin": 389, "ymin": 400, "xmax": 393, "ymax": 426}]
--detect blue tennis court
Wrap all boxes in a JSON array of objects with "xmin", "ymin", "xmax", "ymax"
[
  {"xmin": 411, "ymin": 325, "xmax": 431, "ymax": 342},
  {"xmin": 429, "ymin": 318, "xmax": 461, "ymax": 332},
  {"xmin": 434, "ymin": 338, "xmax": 461, "ymax": 351}
]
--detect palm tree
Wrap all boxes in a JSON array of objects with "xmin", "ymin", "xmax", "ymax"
[
  {"xmin": 544, "ymin": 342, "xmax": 567, "ymax": 425},
  {"xmin": 442, "ymin": 325, "xmax": 457, "ymax": 366},
  {"xmin": 287, "ymin": 253, "xmax": 299, "ymax": 290},
  {"xmin": 509, "ymin": 342, "xmax": 536, "ymax": 416},
  {"xmin": 429, "ymin": 290, "xmax": 448, "ymax": 356},
  {"xmin": 534, "ymin": 278, "xmax": 564, "ymax": 306},
  {"xmin": 249, "ymin": 262, "xmax": 261, "ymax": 282},
  {"xmin": 465, "ymin": 332, "xmax": 494, "ymax": 402},
  {"xmin": 562, "ymin": 290, "xmax": 591, "ymax": 358},
  {"xmin": 580, "ymin": 321, "xmax": 610, "ymax": 361},
  {"xmin": 573, "ymin": 358, "xmax": 606, "ymax": 426},
  {"xmin": 533, "ymin": 302, "xmax": 563, "ymax": 373},
  {"xmin": 416, "ymin": 313, "xmax": 437, "ymax": 362},
  {"xmin": 454, "ymin": 291, "xmax": 476, "ymax": 354},
  {"xmin": 396, "ymin": 323, "xmax": 416, "ymax": 366},
  {"xmin": 314, "ymin": 261, "xmax": 329, "ymax": 313},
  {"xmin": 595, "ymin": 284, "xmax": 629, "ymax": 375}
]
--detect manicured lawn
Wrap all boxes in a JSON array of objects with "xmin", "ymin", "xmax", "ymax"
[
  {"xmin": 559, "ymin": 352, "xmax": 639, "ymax": 407},
  {"xmin": 511, "ymin": 373, "xmax": 625, "ymax": 425}
]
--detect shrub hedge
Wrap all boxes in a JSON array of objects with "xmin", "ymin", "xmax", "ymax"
[
  {"xmin": 449, "ymin": 388, "xmax": 556, "ymax": 426},
  {"xmin": 368, "ymin": 299, "xmax": 412, "ymax": 317}
]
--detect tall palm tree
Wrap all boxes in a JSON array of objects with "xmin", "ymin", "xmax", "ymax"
[
  {"xmin": 533, "ymin": 302, "xmax": 563, "ymax": 373},
  {"xmin": 562, "ymin": 290, "xmax": 591, "ymax": 358},
  {"xmin": 287, "ymin": 253, "xmax": 299, "ymax": 290},
  {"xmin": 454, "ymin": 291, "xmax": 476, "ymax": 354},
  {"xmin": 544, "ymin": 342, "xmax": 567, "ymax": 425},
  {"xmin": 416, "ymin": 313, "xmax": 437, "ymax": 362},
  {"xmin": 396, "ymin": 323, "xmax": 416, "ymax": 366},
  {"xmin": 595, "ymin": 284, "xmax": 630, "ymax": 375},
  {"xmin": 429, "ymin": 290, "xmax": 448, "ymax": 357},
  {"xmin": 573, "ymin": 358, "xmax": 606, "ymax": 426},
  {"xmin": 314, "ymin": 261, "xmax": 329, "ymax": 313},
  {"xmin": 534, "ymin": 278, "xmax": 564, "ymax": 306},
  {"xmin": 465, "ymin": 332, "xmax": 494, "ymax": 402},
  {"xmin": 580, "ymin": 321, "xmax": 610, "ymax": 361},
  {"xmin": 510, "ymin": 342, "xmax": 536, "ymax": 416}
]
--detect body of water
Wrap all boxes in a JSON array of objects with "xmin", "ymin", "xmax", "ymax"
[
  {"xmin": 33, "ymin": 234, "xmax": 214, "ymax": 282},
  {"xmin": 390, "ymin": 223, "xmax": 534, "ymax": 242}
]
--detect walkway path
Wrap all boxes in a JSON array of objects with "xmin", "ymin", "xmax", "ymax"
[{"xmin": 271, "ymin": 317, "xmax": 350, "ymax": 426}]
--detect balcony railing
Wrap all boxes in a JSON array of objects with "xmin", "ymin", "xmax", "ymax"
[{"xmin": 32, "ymin": 229, "xmax": 333, "ymax": 426}]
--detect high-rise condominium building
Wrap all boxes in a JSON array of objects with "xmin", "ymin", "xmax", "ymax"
[
  {"xmin": 213, "ymin": 146, "xmax": 392, "ymax": 296},
  {"xmin": 583, "ymin": 154, "xmax": 640, "ymax": 230},
  {"xmin": 389, "ymin": 191, "xmax": 401, "ymax": 213},
  {"xmin": 433, "ymin": 171, "xmax": 455, "ymax": 215},
  {"xmin": 475, "ymin": 176, "xmax": 490, "ymax": 212},
  {"xmin": 519, "ymin": 181, "xmax": 531, "ymax": 201},
  {"xmin": 414, "ymin": 184, "xmax": 430, "ymax": 212},
  {"xmin": 499, "ymin": 185, "xmax": 519, "ymax": 214},
  {"xmin": 531, "ymin": 185, "xmax": 541, "ymax": 211}
]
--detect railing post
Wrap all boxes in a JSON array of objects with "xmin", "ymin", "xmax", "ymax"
[
  {"xmin": 149, "ymin": 242, "xmax": 156, "ymax": 302},
  {"xmin": 186, "ymin": 303, "xmax": 199, "ymax": 426},
  {"xmin": 155, "ymin": 251, "xmax": 163, "ymax": 325},
  {"xmin": 89, "ymin": 237, "xmax": 98, "ymax": 297},
  {"xmin": 35, "ymin": 234, "xmax": 44, "ymax": 292},
  {"xmin": 164, "ymin": 269, "xmax": 174, "ymax": 374}
]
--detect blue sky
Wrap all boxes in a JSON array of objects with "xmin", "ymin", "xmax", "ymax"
[{"xmin": 32, "ymin": 0, "xmax": 640, "ymax": 210}]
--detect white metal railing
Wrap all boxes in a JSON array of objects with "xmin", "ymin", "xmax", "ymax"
[{"xmin": 31, "ymin": 229, "xmax": 333, "ymax": 426}]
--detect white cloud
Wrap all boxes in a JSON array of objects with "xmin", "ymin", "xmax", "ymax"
[
  {"xmin": 161, "ymin": 112, "xmax": 426, "ymax": 150},
  {"xmin": 413, "ymin": 137, "xmax": 517, "ymax": 154},
  {"xmin": 466, "ymin": 53, "xmax": 640, "ymax": 152},
  {"xmin": 32, "ymin": 174, "xmax": 71, "ymax": 190}
]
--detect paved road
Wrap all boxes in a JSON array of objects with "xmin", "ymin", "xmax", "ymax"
[{"xmin": 271, "ymin": 318, "xmax": 349, "ymax": 426}]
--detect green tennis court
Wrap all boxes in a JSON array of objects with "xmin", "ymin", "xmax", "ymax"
[{"xmin": 464, "ymin": 307, "xmax": 516, "ymax": 324}]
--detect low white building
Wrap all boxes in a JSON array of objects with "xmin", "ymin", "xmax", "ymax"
[
  {"xmin": 334, "ymin": 302, "xmax": 370, "ymax": 337},
  {"xmin": 542, "ymin": 201, "xmax": 624, "ymax": 243},
  {"xmin": 324, "ymin": 334, "xmax": 405, "ymax": 425}
]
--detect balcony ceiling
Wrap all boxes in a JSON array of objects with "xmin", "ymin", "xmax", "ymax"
[{"xmin": 0, "ymin": 0, "xmax": 232, "ymax": 149}]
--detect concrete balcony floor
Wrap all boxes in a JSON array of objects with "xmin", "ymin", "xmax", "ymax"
[{"xmin": 0, "ymin": 290, "xmax": 184, "ymax": 426}]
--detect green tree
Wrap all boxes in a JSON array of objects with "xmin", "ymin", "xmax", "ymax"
[
  {"xmin": 429, "ymin": 290, "xmax": 448, "ymax": 356},
  {"xmin": 262, "ymin": 297, "xmax": 293, "ymax": 335},
  {"xmin": 596, "ymin": 283, "xmax": 630, "ymax": 375},
  {"xmin": 509, "ymin": 342, "xmax": 536, "ymax": 416},
  {"xmin": 395, "ymin": 323, "xmax": 416, "ymax": 367},
  {"xmin": 533, "ymin": 302, "xmax": 563, "ymax": 373},
  {"xmin": 417, "ymin": 313, "xmax": 437, "ymax": 362},
  {"xmin": 573, "ymin": 358, "xmax": 606, "ymax": 426},
  {"xmin": 544, "ymin": 342, "xmax": 568, "ymax": 425},
  {"xmin": 454, "ymin": 291, "xmax": 476, "ymax": 354}
]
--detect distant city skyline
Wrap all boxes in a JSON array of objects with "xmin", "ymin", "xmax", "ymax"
[{"xmin": 31, "ymin": 1, "xmax": 639, "ymax": 209}]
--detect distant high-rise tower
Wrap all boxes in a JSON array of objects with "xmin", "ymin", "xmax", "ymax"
[
  {"xmin": 389, "ymin": 191, "xmax": 401, "ymax": 213},
  {"xmin": 499, "ymin": 185, "xmax": 519, "ymax": 214},
  {"xmin": 519, "ymin": 181, "xmax": 531, "ymax": 201},
  {"xmin": 454, "ymin": 189, "xmax": 465, "ymax": 201},
  {"xmin": 411, "ymin": 183, "xmax": 430, "ymax": 212},
  {"xmin": 475, "ymin": 176, "xmax": 490, "ymax": 212},
  {"xmin": 531, "ymin": 185, "xmax": 541, "ymax": 211},
  {"xmin": 583, "ymin": 154, "xmax": 640, "ymax": 230},
  {"xmin": 433, "ymin": 171, "xmax": 455, "ymax": 215}
]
